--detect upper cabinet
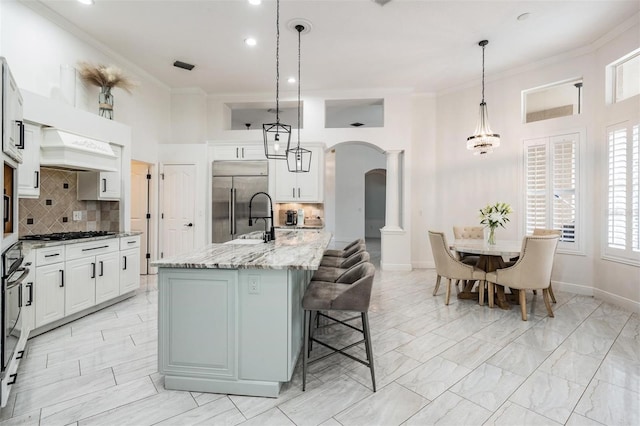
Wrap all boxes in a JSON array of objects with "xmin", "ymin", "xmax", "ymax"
[
  {"xmin": 211, "ymin": 143, "xmax": 265, "ymax": 161},
  {"xmin": 274, "ymin": 144, "xmax": 324, "ymax": 203},
  {"xmin": 18, "ymin": 123, "xmax": 41, "ymax": 198},
  {"xmin": 77, "ymin": 144, "xmax": 122, "ymax": 200}
]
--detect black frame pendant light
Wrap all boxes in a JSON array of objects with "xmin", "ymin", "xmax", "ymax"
[
  {"xmin": 467, "ymin": 40, "xmax": 500, "ymax": 155},
  {"xmin": 286, "ymin": 24, "xmax": 312, "ymax": 173},
  {"xmin": 263, "ymin": 0, "xmax": 291, "ymax": 160}
]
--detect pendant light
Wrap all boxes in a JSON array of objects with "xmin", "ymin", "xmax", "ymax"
[
  {"xmin": 286, "ymin": 24, "xmax": 312, "ymax": 173},
  {"xmin": 467, "ymin": 40, "xmax": 500, "ymax": 155},
  {"xmin": 263, "ymin": 0, "xmax": 291, "ymax": 160}
]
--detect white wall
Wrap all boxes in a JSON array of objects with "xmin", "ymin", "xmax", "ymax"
[
  {"xmin": 428, "ymin": 18, "xmax": 639, "ymax": 309},
  {"xmin": 170, "ymin": 89, "xmax": 207, "ymax": 144}
]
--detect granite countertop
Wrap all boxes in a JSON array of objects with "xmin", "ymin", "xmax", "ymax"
[
  {"xmin": 20, "ymin": 231, "xmax": 142, "ymax": 249},
  {"xmin": 151, "ymin": 229, "xmax": 332, "ymax": 270},
  {"xmin": 275, "ymin": 224, "xmax": 325, "ymax": 230}
]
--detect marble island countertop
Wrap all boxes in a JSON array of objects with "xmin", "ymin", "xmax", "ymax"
[{"xmin": 151, "ymin": 229, "xmax": 332, "ymax": 270}]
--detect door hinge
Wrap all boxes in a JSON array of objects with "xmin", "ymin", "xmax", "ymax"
[
  {"xmin": 146, "ymin": 173, "xmax": 151, "ymax": 180},
  {"xmin": 161, "ymin": 252, "xmax": 164, "ymax": 258},
  {"xmin": 160, "ymin": 173, "xmax": 165, "ymax": 180},
  {"xmin": 146, "ymin": 213, "xmax": 151, "ymax": 219},
  {"xmin": 145, "ymin": 253, "xmax": 151, "ymax": 259},
  {"xmin": 161, "ymin": 213, "xmax": 164, "ymax": 219}
]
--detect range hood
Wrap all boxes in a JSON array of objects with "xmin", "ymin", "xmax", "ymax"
[{"xmin": 40, "ymin": 129, "xmax": 118, "ymax": 172}]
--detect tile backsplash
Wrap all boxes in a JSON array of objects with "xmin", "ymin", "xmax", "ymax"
[
  {"xmin": 275, "ymin": 203, "xmax": 324, "ymax": 226},
  {"xmin": 19, "ymin": 168, "xmax": 120, "ymax": 236}
]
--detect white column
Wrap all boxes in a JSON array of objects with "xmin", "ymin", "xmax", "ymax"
[{"xmin": 382, "ymin": 150, "xmax": 402, "ymax": 231}]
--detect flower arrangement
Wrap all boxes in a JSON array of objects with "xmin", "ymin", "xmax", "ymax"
[
  {"xmin": 77, "ymin": 62, "xmax": 136, "ymax": 93},
  {"xmin": 479, "ymin": 202, "xmax": 512, "ymax": 244}
]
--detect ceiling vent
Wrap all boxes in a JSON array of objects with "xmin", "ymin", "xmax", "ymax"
[
  {"xmin": 372, "ymin": 0, "xmax": 392, "ymax": 6},
  {"xmin": 173, "ymin": 60, "xmax": 195, "ymax": 71},
  {"xmin": 350, "ymin": 122, "xmax": 364, "ymax": 127}
]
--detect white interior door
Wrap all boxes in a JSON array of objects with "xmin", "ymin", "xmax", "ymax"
[
  {"xmin": 131, "ymin": 161, "xmax": 150, "ymax": 274},
  {"xmin": 161, "ymin": 164, "xmax": 196, "ymax": 259}
]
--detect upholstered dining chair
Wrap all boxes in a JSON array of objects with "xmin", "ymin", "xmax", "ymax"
[
  {"xmin": 532, "ymin": 228, "xmax": 561, "ymax": 303},
  {"xmin": 486, "ymin": 234, "xmax": 559, "ymax": 321},
  {"xmin": 324, "ymin": 238, "xmax": 366, "ymax": 257},
  {"xmin": 428, "ymin": 231, "xmax": 486, "ymax": 305},
  {"xmin": 452, "ymin": 226, "xmax": 484, "ymax": 265}
]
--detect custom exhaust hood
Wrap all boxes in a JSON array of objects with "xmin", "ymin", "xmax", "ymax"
[{"xmin": 40, "ymin": 129, "xmax": 118, "ymax": 172}]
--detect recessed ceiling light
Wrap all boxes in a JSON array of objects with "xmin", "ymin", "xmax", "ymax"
[
  {"xmin": 288, "ymin": 77, "xmax": 296, "ymax": 84},
  {"xmin": 245, "ymin": 38, "xmax": 257, "ymax": 47},
  {"xmin": 77, "ymin": 0, "xmax": 94, "ymax": 5},
  {"xmin": 248, "ymin": 0, "xmax": 262, "ymax": 5},
  {"xmin": 517, "ymin": 12, "xmax": 531, "ymax": 21}
]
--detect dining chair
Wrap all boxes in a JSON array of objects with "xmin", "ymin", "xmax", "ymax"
[
  {"xmin": 428, "ymin": 231, "xmax": 486, "ymax": 305},
  {"xmin": 532, "ymin": 228, "xmax": 561, "ymax": 303},
  {"xmin": 452, "ymin": 226, "xmax": 484, "ymax": 265},
  {"xmin": 485, "ymin": 234, "xmax": 559, "ymax": 320}
]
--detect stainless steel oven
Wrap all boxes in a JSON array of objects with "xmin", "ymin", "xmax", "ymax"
[{"xmin": 1, "ymin": 241, "xmax": 28, "ymax": 378}]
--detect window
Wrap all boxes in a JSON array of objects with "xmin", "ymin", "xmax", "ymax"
[
  {"xmin": 522, "ymin": 79, "xmax": 583, "ymax": 123},
  {"xmin": 524, "ymin": 132, "xmax": 581, "ymax": 253},
  {"xmin": 604, "ymin": 122, "xmax": 639, "ymax": 265},
  {"xmin": 613, "ymin": 50, "xmax": 640, "ymax": 103}
]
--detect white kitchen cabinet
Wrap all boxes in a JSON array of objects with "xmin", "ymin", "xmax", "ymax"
[
  {"xmin": 274, "ymin": 144, "xmax": 324, "ymax": 202},
  {"xmin": 34, "ymin": 262, "xmax": 65, "ymax": 328},
  {"xmin": 95, "ymin": 252, "xmax": 120, "ymax": 304},
  {"xmin": 14, "ymin": 254, "xmax": 35, "ymax": 335},
  {"xmin": 18, "ymin": 123, "xmax": 41, "ymax": 198},
  {"xmin": 211, "ymin": 143, "xmax": 265, "ymax": 160},
  {"xmin": 119, "ymin": 235, "xmax": 140, "ymax": 294},
  {"xmin": 64, "ymin": 257, "xmax": 97, "ymax": 315},
  {"xmin": 77, "ymin": 144, "xmax": 122, "ymax": 200}
]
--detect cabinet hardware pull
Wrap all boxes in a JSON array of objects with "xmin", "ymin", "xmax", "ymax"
[
  {"xmin": 7, "ymin": 374, "xmax": 17, "ymax": 385},
  {"xmin": 18, "ymin": 284, "xmax": 22, "ymax": 308},
  {"xmin": 3, "ymin": 195, "xmax": 9, "ymax": 224},
  {"xmin": 34, "ymin": 171, "xmax": 39, "ymax": 189},
  {"xmin": 102, "ymin": 178, "xmax": 107, "ymax": 192},
  {"xmin": 242, "ymin": 147, "xmax": 245, "ymax": 158},
  {"xmin": 127, "ymin": 240, "xmax": 135, "ymax": 244},
  {"xmin": 292, "ymin": 188, "xmax": 295, "ymax": 198},
  {"xmin": 16, "ymin": 351, "xmax": 24, "ymax": 360},
  {"xmin": 298, "ymin": 188, "xmax": 301, "ymax": 198},
  {"xmin": 82, "ymin": 245, "xmax": 109, "ymax": 251},
  {"xmin": 99, "ymin": 261, "xmax": 104, "ymax": 277},
  {"xmin": 44, "ymin": 253, "xmax": 60, "ymax": 257},
  {"xmin": 59, "ymin": 270, "xmax": 64, "ymax": 287},
  {"xmin": 26, "ymin": 282, "xmax": 33, "ymax": 306},
  {"xmin": 16, "ymin": 120, "xmax": 25, "ymax": 149},
  {"xmin": 236, "ymin": 147, "xmax": 239, "ymax": 158},
  {"xmin": 123, "ymin": 256, "xmax": 127, "ymax": 270},
  {"xmin": 91, "ymin": 263, "xmax": 96, "ymax": 279}
]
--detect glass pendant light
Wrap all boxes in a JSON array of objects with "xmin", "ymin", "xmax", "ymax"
[
  {"xmin": 467, "ymin": 40, "xmax": 500, "ymax": 155},
  {"xmin": 263, "ymin": 0, "xmax": 291, "ymax": 160},
  {"xmin": 287, "ymin": 24, "xmax": 312, "ymax": 173}
]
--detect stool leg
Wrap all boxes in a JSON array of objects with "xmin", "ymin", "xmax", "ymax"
[
  {"xmin": 362, "ymin": 312, "xmax": 376, "ymax": 392},
  {"xmin": 303, "ymin": 310, "xmax": 310, "ymax": 391}
]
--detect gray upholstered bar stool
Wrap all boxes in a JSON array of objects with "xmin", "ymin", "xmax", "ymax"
[
  {"xmin": 313, "ymin": 251, "xmax": 370, "ymax": 282},
  {"xmin": 320, "ymin": 244, "xmax": 366, "ymax": 267},
  {"xmin": 323, "ymin": 238, "xmax": 365, "ymax": 258},
  {"xmin": 302, "ymin": 262, "xmax": 377, "ymax": 392}
]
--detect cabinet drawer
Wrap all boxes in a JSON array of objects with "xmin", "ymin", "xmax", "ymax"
[
  {"xmin": 120, "ymin": 235, "xmax": 140, "ymax": 250},
  {"xmin": 36, "ymin": 246, "xmax": 65, "ymax": 266},
  {"xmin": 65, "ymin": 239, "xmax": 119, "ymax": 260}
]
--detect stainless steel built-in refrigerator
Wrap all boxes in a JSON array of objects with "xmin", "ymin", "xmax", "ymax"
[{"xmin": 212, "ymin": 161, "xmax": 269, "ymax": 243}]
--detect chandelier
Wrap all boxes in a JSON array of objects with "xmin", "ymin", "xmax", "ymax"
[{"xmin": 467, "ymin": 40, "xmax": 500, "ymax": 155}]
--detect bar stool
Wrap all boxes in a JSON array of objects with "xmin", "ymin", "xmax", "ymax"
[
  {"xmin": 321, "ymin": 244, "xmax": 366, "ymax": 267},
  {"xmin": 302, "ymin": 262, "xmax": 377, "ymax": 392},
  {"xmin": 313, "ymin": 251, "xmax": 370, "ymax": 282},
  {"xmin": 323, "ymin": 238, "xmax": 365, "ymax": 258}
]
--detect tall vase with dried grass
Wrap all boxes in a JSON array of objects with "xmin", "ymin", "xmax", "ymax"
[{"xmin": 78, "ymin": 62, "xmax": 136, "ymax": 119}]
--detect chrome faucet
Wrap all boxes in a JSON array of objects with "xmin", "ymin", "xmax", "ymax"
[{"xmin": 248, "ymin": 192, "xmax": 276, "ymax": 241}]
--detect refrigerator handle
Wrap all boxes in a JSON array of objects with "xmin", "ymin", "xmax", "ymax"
[
  {"xmin": 233, "ymin": 188, "xmax": 237, "ymax": 235},
  {"xmin": 229, "ymin": 188, "xmax": 233, "ymax": 235}
]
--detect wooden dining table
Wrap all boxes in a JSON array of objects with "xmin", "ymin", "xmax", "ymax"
[{"xmin": 450, "ymin": 239, "xmax": 522, "ymax": 309}]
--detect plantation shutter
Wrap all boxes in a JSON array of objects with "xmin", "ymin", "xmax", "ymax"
[
  {"xmin": 608, "ymin": 126, "xmax": 628, "ymax": 249},
  {"xmin": 525, "ymin": 141, "xmax": 547, "ymax": 235},
  {"xmin": 552, "ymin": 136, "xmax": 577, "ymax": 243},
  {"xmin": 632, "ymin": 125, "xmax": 639, "ymax": 252}
]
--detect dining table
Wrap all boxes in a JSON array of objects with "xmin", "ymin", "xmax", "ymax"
[{"xmin": 450, "ymin": 239, "xmax": 522, "ymax": 309}]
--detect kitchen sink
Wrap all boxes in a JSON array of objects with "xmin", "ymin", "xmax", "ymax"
[{"xmin": 224, "ymin": 239, "xmax": 264, "ymax": 245}]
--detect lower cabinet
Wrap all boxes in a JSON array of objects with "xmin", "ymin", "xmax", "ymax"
[
  {"xmin": 34, "ymin": 262, "xmax": 65, "ymax": 328},
  {"xmin": 96, "ymin": 252, "xmax": 121, "ymax": 303},
  {"xmin": 120, "ymin": 248, "xmax": 140, "ymax": 294}
]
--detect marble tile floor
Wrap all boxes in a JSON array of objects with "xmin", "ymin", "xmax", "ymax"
[{"xmin": 0, "ymin": 266, "xmax": 638, "ymax": 425}]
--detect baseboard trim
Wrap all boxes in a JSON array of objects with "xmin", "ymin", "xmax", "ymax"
[
  {"xmin": 593, "ymin": 288, "xmax": 640, "ymax": 313},
  {"xmin": 551, "ymin": 280, "xmax": 594, "ymax": 296},
  {"xmin": 380, "ymin": 263, "xmax": 412, "ymax": 271}
]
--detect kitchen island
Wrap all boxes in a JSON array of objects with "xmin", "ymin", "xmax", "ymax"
[{"xmin": 151, "ymin": 229, "xmax": 331, "ymax": 397}]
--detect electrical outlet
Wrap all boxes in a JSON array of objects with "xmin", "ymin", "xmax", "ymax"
[
  {"xmin": 72, "ymin": 211, "xmax": 82, "ymax": 221},
  {"xmin": 248, "ymin": 276, "xmax": 260, "ymax": 294}
]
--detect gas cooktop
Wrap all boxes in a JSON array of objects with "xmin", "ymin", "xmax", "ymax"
[{"xmin": 20, "ymin": 231, "xmax": 117, "ymax": 241}]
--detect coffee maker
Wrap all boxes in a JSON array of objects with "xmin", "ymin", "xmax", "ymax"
[{"xmin": 285, "ymin": 210, "xmax": 297, "ymax": 225}]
